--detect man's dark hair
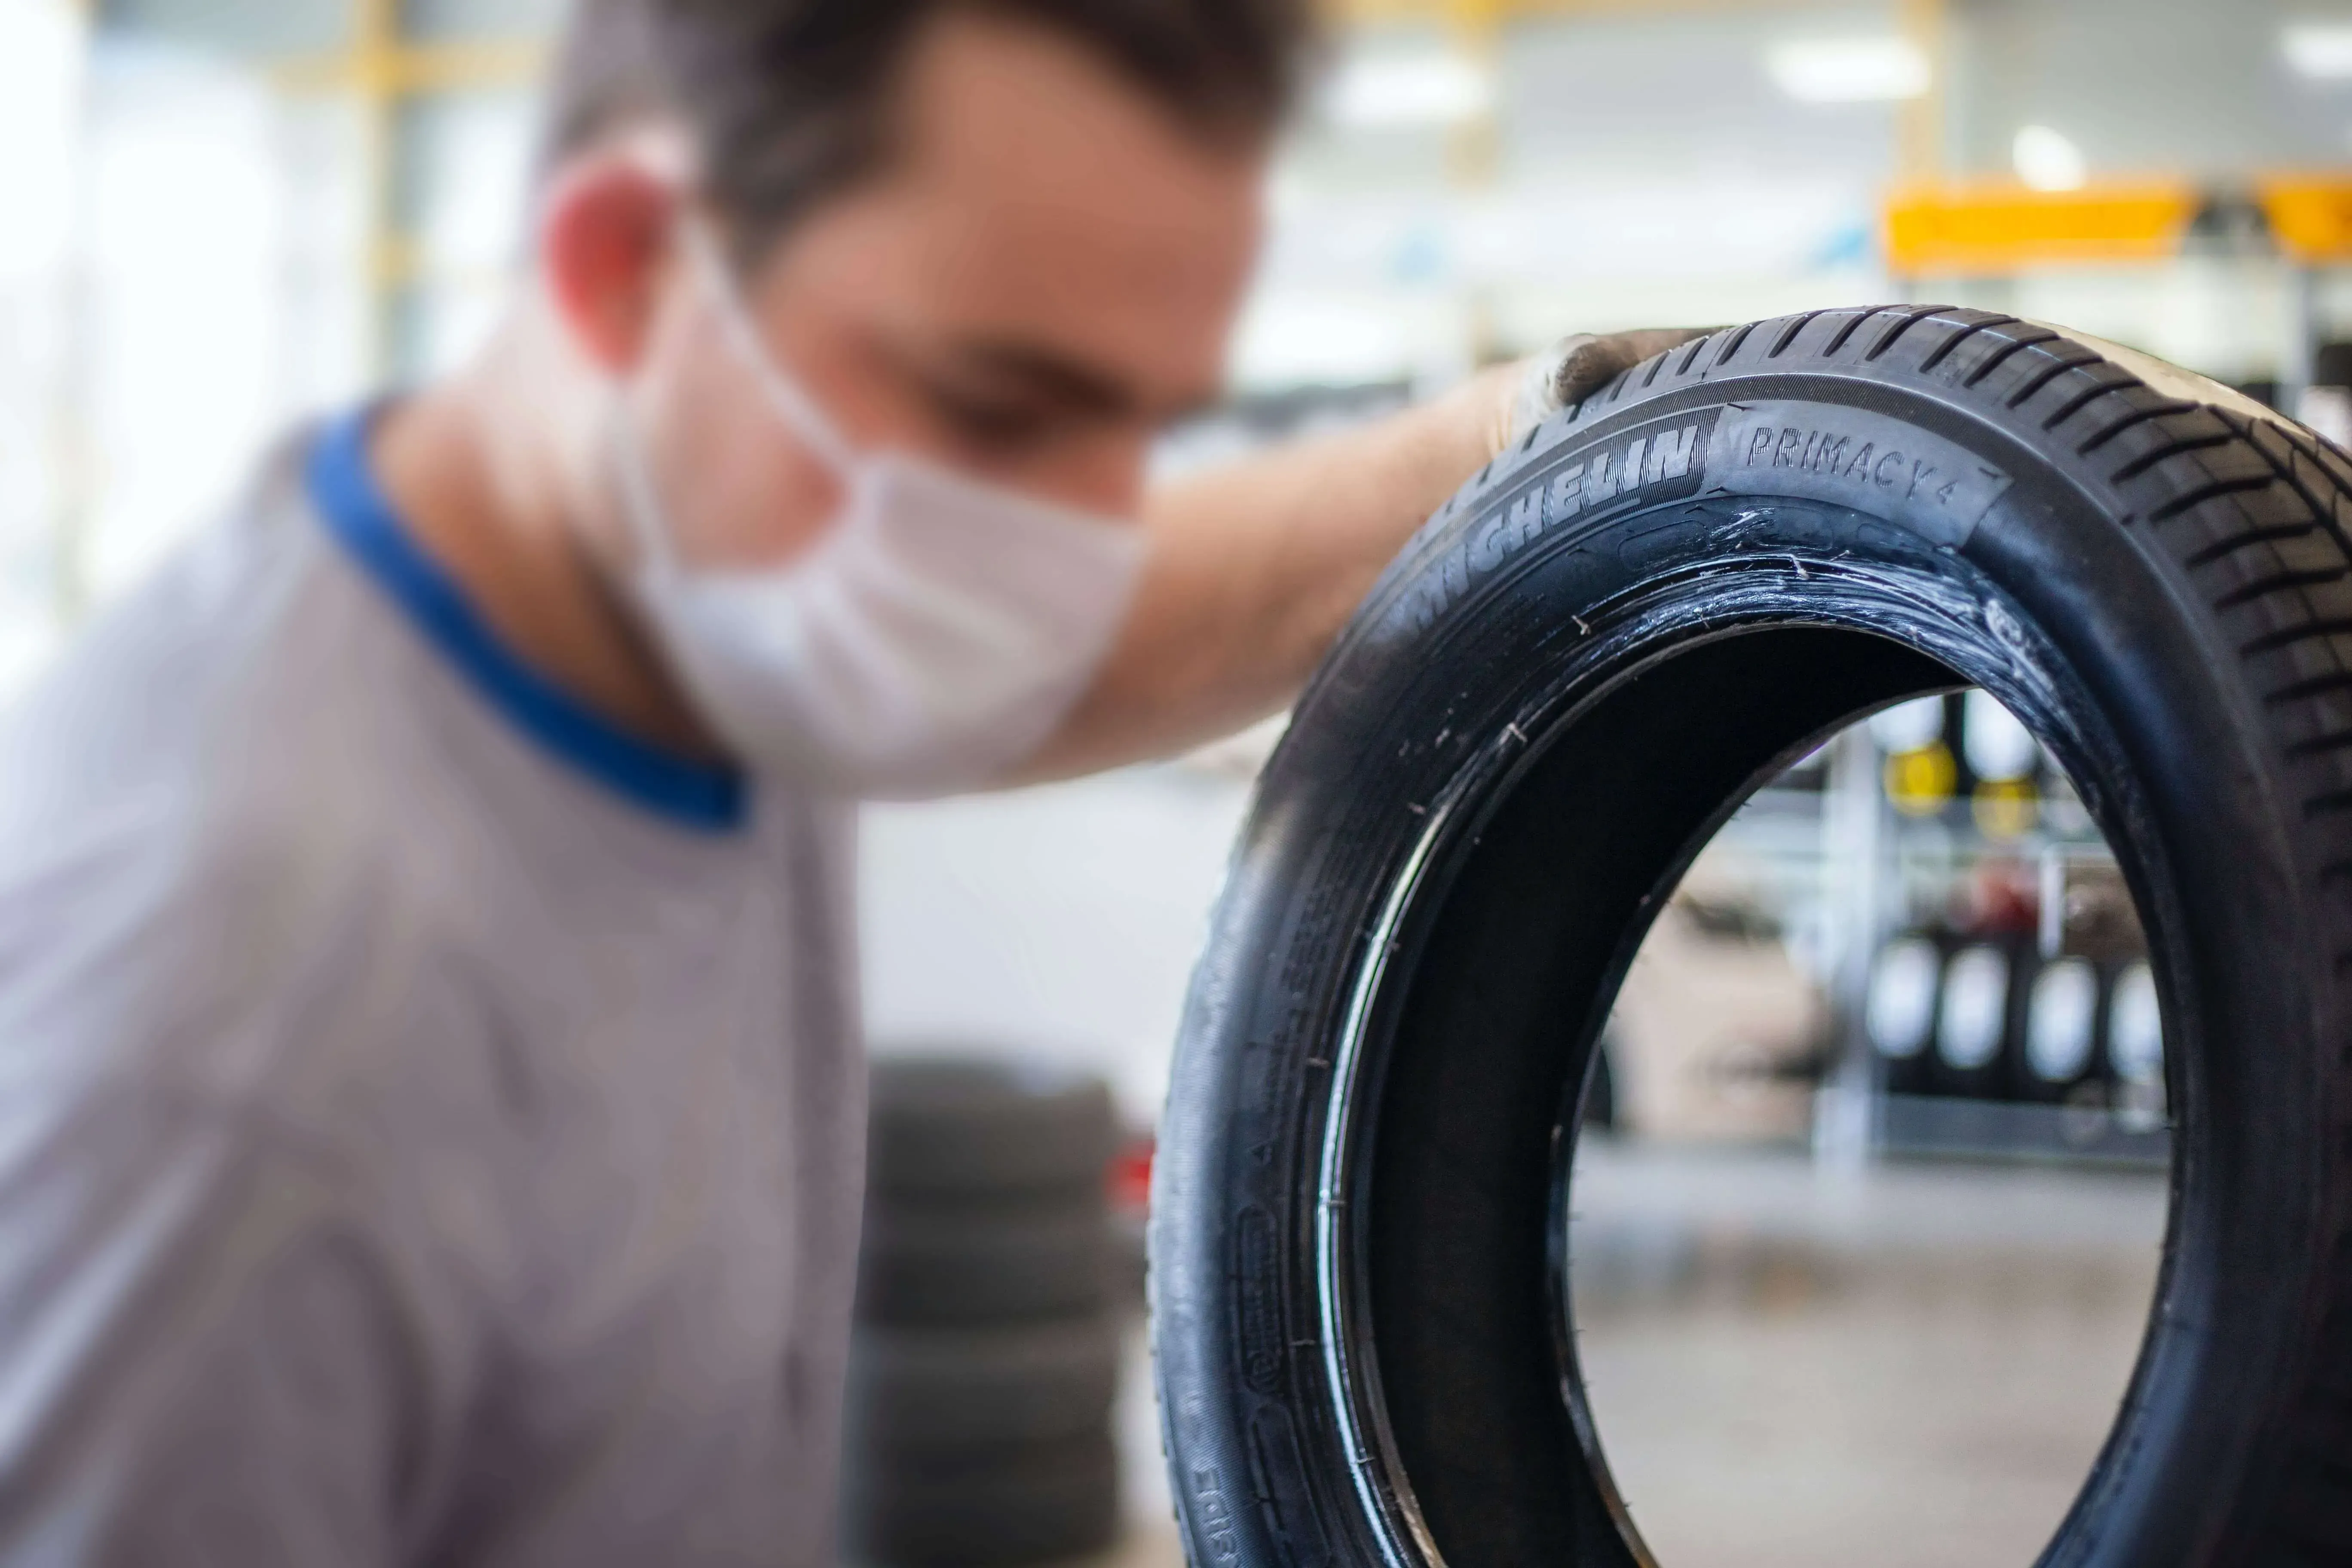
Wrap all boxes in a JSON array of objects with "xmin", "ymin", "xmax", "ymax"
[{"xmin": 544, "ymin": 0, "xmax": 1312, "ymax": 261}]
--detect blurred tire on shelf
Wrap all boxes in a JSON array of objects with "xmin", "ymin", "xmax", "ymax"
[
  {"xmin": 846, "ymin": 1317, "xmax": 1121, "ymax": 1453},
  {"xmin": 1866, "ymin": 933, "xmax": 1941, "ymax": 1096},
  {"xmin": 868, "ymin": 1056, "xmax": 1118, "ymax": 1199},
  {"xmin": 848, "ymin": 1057, "xmax": 1124, "ymax": 1568},
  {"xmin": 1932, "ymin": 940, "xmax": 2012, "ymax": 1096},
  {"xmin": 1152, "ymin": 308, "xmax": 2352, "ymax": 1565},
  {"xmin": 856, "ymin": 1196, "xmax": 1112, "ymax": 1326},
  {"xmin": 842, "ymin": 1429, "xmax": 1121, "ymax": 1568},
  {"xmin": 2023, "ymin": 955, "xmax": 2100, "ymax": 1090}
]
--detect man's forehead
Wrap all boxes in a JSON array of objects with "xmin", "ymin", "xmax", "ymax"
[
  {"xmin": 885, "ymin": 24, "xmax": 1263, "ymax": 260},
  {"xmin": 889, "ymin": 9, "xmax": 1270, "ymax": 175},
  {"xmin": 738, "ymin": 11, "xmax": 1263, "ymax": 420}
]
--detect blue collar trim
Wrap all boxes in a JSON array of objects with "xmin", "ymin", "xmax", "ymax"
[{"xmin": 305, "ymin": 408, "xmax": 747, "ymax": 835}]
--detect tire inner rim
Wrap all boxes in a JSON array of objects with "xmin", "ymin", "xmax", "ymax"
[{"xmin": 1310, "ymin": 575, "xmax": 2181, "ymax": 1568}]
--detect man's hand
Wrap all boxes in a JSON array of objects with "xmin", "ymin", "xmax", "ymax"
[{"xmin": 1498, "ymin": 328, "xmax": 1721, "ymax": 456}]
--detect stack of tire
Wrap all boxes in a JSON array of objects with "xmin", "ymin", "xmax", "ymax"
[
  {"xmin": 844, "ymin": 1057, "xmax": 1124, "ymax": 1568},
  {"xmin": 1865, "ymin": 930, "xmax": 2166, "ymax": 1124}
]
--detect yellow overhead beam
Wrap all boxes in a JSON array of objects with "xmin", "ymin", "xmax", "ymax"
[
  {"xmin": 2259, "ymin": 177, "xmax": 2352, "ymax": 266},
  {"xmin": 1885, "ymin": 183, "xmax": 2202, "ymax": 276}
]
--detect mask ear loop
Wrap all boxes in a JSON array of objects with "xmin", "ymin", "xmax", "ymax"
[
  {"xmin": 680, "ymin": 217, "xmax": 862, "ymax": 478},
  {"xmin": 610, "ymin": 404, "xmax": 683, "ymax": 579}
]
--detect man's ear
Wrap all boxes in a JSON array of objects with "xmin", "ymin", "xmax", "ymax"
[{"xmin": 537, "ymin": 154, "xmax": 683, "ymax": 375}]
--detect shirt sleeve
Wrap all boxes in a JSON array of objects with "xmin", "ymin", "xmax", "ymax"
[{"xmin": 0, "ymin": 1088, "xmax": 434, "ymax": 1568}]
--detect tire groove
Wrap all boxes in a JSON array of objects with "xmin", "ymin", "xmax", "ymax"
[
  {"xmin": 2043, "ymin": 373, "xmax": 2138, "ymax": 431},
  {"xmin": 2080, "ymin": 401, "xmax": 2201, "ymax": 456},
  {"xmin": 2244, "ymin": 618, "xmax": 2352, "ymax": 657},
  {"xmin": 2007, "ymin": 351, "xmax": 2105, "ymax": 408},
  {"xmin": 2216, "ymin": 567, "xmax": 2352, "ymax": 612},
  {"xmin": 1963, "ymin": 329, "xmax": 2063, "ymax": 388},
  {"xmin": 1821, "ymin": 309, "xmax": 1876, "ymax": 357},
  {"xmin": 1713, "ymin": 322, "xmax": 1759, "ymax": 368},
  {"xmin": 2151, "ymin": 475, "xmax": 2277, "ymax": 524},
  {"xmin": 1865, "ymin": 304, "xmax": 1950, "ymax": 362},
  {"xmin": 1768, "ymin": 311, "xmax": 1828, "ymax": 358},
  {"xmin": 2268, "ymin": 670, "xmax": 2352, "ymax": 707},
  {"xmin": 2111, "ymin": 432, "xmax": 2235, "ymax": 483},
  {"xmin": 2289, "ymin": 732, "xmax": 2352, "ymax": 760},
  {"xmin": 2188, "ymin": 524, "xmax": 2318, "ymax": 568},
  {"xmin": 1918, "ymin": 314, "xmax": 2018, "ymax": 374}
]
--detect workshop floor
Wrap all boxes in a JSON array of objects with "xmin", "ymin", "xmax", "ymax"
[{"xmin": 1081, "ymin": 1142, "xmax": 2168, "ymax": 1568}]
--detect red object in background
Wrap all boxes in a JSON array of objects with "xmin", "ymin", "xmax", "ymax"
[
  {"xmin": 1961, "ymin": 861, "xmax": 2040, "ymax": 935},
  {"xmin": 1110, "ymin": 1135, "xmax": 1153, "ymax": 1215}
]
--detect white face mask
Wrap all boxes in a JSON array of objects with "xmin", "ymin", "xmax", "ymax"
[{"xmin": 612, "ymin": 222, "xmax": 1149, "ymax": 800}]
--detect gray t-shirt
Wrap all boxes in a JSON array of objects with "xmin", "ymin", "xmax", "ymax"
[{"xmin": 0, "ymin": 411, "xmax": 865, "ymax": 1565}]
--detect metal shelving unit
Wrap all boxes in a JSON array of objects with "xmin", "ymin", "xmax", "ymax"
[{"xmin": 1703, "ymin": 693, "xmax": 2165, "ymax": 1170}]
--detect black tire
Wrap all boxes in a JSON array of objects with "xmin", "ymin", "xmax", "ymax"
[
  {"xmin": 847, "ymin": 1317, "xmax": 1121, "ymax": 1453},
  {"xmin": 1150, "ymin": 307, "xmax": 2352, "ymax": 1566},
  {"xmin": 870, "ymin": 1056, "xmax": 1117, "ymax": 1199},
  {"xmin": 857, "ymin": 1194, "xmax": 1112, "ymax": 1326},
  {"xmin": 842, "ymin": 1428, "xmax": 1121, "ymax": 1568}
]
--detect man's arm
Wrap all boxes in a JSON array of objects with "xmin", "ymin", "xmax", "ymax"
[
  {"xmin": 1020, "ymin": 330, "xmax": 1715, "ymax": 782},
  {"xmin": 1018, "ymin": 365, "xmax": 1513, "ymax": 782}
]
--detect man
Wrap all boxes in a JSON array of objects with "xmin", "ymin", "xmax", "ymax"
[{"xmin": 0, "ymin": 1, "xmax": 1688, "ymax": 1561}]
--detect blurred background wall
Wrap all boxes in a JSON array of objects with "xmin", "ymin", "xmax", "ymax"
[{"xmin": 6, "ymin": 0, "xmax": 2352, "ymax": 1113}]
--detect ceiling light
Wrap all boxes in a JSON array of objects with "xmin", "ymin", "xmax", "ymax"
[
  {"xmin": 1323, "ymin": 50, "xmax": 1493, "ymax": 129},
  {"xmin": 1765, "ymin": 37, "xmax": 1931, "ymax": 104},
  {"xmin": 2013, "ymin": 125, "xmax": 2088, "ymax": 192},
  {"xmin": 2285, "ymin": 22, "xmax": 2352, "ymax": 78}
]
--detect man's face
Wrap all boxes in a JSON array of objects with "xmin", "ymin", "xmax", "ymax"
[{"xmin": 622, "ymin": 11, "xmax": 1268, "ymax": 571}]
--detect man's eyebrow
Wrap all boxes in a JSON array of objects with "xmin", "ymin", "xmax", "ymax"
[
  {"xmin": 942, "ymin": 339, "xmax": 1219, "ymax": 424},
  {"xmin": 945, "ymin": 340, "xmax": 1134, "ymax": 413}
]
